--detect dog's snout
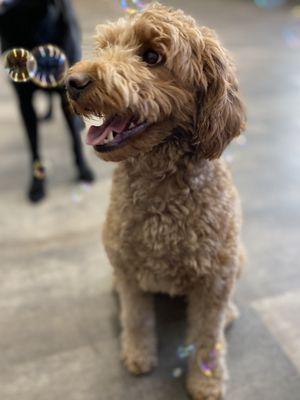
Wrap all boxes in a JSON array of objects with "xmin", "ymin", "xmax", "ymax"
[{"xmin": 66, "ymin": 73, "xmax": 92, "ymax": 100}]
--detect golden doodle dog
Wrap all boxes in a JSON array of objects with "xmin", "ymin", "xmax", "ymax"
[{"xmin": 66, "ymin": 3, "xmax": 246, "ymax": 399}]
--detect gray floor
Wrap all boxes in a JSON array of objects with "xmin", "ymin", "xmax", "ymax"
[{"xmin": 1, "ymin": 0, "xmax": 300, "ymax": 399}]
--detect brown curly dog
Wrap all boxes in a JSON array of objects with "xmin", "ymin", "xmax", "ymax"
[{"xmin": 66, "ymin": 3, "xmax": 246, "ymax": 399}]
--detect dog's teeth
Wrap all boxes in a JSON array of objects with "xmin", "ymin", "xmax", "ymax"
[
  {"xmin": 129, "ymin": 122, "xmax": 135, "ymax": 129},
  {"xmin": 108, "ymin": 131, "xmax": 114, "ymax": 142}
]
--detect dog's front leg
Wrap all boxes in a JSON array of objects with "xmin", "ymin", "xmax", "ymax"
[
  {"xmin": 116, "ymin": 272, "xmax": 157, "ymax": 375},
  {"xmin": 186, "ymin": 274, "xmax": 234, "ymax": 400}
]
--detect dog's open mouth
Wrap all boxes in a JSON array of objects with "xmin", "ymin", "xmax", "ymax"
[{"xmin": 86, "ymin": 115, "xmax": 151, "ymax": 152}]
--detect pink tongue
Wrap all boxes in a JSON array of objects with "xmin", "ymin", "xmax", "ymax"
[{"xmin": 86, "ymin": 115, "xmax": 132, "ymax": 146}]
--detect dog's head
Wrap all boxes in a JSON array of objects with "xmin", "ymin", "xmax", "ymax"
[
  {"xmin": 0, "ymin": 0, "xmax": 56, "ymax": 16},
  {"xmin": 66, "ymin": 2, "xmax": 245, "ymax": 162}
]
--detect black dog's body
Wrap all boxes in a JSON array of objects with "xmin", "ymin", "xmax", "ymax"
[{"xmin": 0, "ymin": 0, "xmax": 94, "ymax": 202}]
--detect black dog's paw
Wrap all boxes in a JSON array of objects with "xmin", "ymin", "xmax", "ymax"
[
  {"xmin": 28, "ymin": 177, "xmax": 46, "ymax": 203},
  {"xmin": 28, "ymin": 162, "xmax": 47, "ymax": 203},
  {"xmin": 77, "ymin": 165, "xmax": 95, "ymax": 183}
]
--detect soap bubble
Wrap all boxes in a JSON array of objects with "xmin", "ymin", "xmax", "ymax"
[
  {"xmin": 283, "ymin": 21, "xmax": 300, "ymax": 48},
  {"xmin": 71, "ymin": 182, "xmax": 92, "ymax": 204},
  {"xmin": 117, "ymin": 0, "xmax": 149, "ymax": 15},
  {"xmin": 198, "ymin": 342, "xmax": 223, "ymax": 378},
  {"xmin": 254, "ymin": 0, "xmax": 286, "ymax": 9},
  {"xmin": 281, "ymin": 4, "xmax": 300, "ymax": 49},
  {"xmin": 3, "ymin": 48, "xmax": 37, "ymax": 82},
  {"xmin": 224, "ymin": 153, "xmax": 234, "ymax": 164},
  {"xmin": 172, "ymin": 367, "xmax": 183, "ymax": 378},
  {"xmin": 177, "ymin": 344, "xmax": 195, "ymax": 359},
  {"xmin": 236, "ymin": 135, "xmax": 247, "ymax": 146},
  {"xmin": 29, "ymin": 44, "xmax": 68, "ymax": 88}
]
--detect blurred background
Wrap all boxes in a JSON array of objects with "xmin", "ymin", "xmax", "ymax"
[{"xmin": 1, "ymin": 0, "xmax": 300, "ymax": 399}]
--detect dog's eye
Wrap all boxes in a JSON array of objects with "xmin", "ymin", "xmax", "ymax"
[{"xmin": 142, "ymin": 50, "xmax": 162, "ymax": 66}]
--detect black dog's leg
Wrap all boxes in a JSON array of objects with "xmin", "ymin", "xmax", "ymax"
[
  {"xmin": 16, "ymin": 85, "xmax": 39, "ymax": 162},
  {"xmin": 14, "ymin": 83, "xmax": 46, "ymax": 203},
  {"xmin": 60, "ymin": 93, "xmax": 95, "ymax": 183}
]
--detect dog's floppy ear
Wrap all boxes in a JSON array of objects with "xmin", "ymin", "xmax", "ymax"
[{"xmin": 193, "ymin": 27, "xmax": 246, "ymax": 159}]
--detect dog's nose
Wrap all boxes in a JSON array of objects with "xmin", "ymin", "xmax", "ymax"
[{"xmin": 66, "ymin": 73, "xmax": 92, "ymax": 100}]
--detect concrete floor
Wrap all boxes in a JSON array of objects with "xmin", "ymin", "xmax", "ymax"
[{"xmin": 1, "ymin": 0, "xmax": 300, "ymax": 399}]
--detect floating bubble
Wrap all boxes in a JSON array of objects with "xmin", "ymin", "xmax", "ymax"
[
  {"xmin": 254, "ymin": 0, "xmax": 286, "ymax": 9},
  {"xmin": 236, "ymin": 135, "xmax": 247, "ymax": 146},
  {"xmin": 29, "ymin": 44, "xmax": 68, "ymax": 88},
  {"xmin": 80, "ymin": 182, "xmax": 92, "ymax": 193},
  {"xmin": 71, "ymin": 190, "xmax": 83, "ymax": 204},
  {"xmin": 177, "ymin": 344, "xmax": 195, "ymax": 360},
  {"xmin": 199, "ymin": 360, "xmax": 215, "ymax": 377},
  {"xmin": 198, "ymin": 342, "xmax": 223, "ymax": 378},
  {"xmin": 3, "ymin": 48, "xmax": 37, "ymax": 82},
  {"xmin": 172, "ymin": 367, "xmax": 183, "ymax": 378},
  {"xmin": 283, "ymin": 21, "xmax": 300, "ymax": 48},
  {"xmin": 71, "ymin": 182, "xmax": 92, "ymax": 204},
  {"xmin": 224, "ymin": 153, "xmax": 234, "ymax": 164},
  {"xmin": 117, "ymin": 0, "xmax": 149, "ymax": 15}
]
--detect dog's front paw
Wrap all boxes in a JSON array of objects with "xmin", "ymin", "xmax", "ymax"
[
  {"xmin": 187, "ymin": 358, "xmax": 227, "ymax": 400},
  {"xmin": 187, "ymin": 375, "xmax": 225, "ymax": 400},
  {"xmin": 121, "ymin": 346, "xmax": 157, "ymax": 375}
]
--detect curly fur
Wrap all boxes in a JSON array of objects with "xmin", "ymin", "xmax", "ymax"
[{"xmin": 67, "ymin": 3, "xmax": 246, "ymax": 399}]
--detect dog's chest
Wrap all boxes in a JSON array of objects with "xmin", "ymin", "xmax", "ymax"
[{"xmin": 104, "ymin": 168, "xmax": 214, "ymax": 295}]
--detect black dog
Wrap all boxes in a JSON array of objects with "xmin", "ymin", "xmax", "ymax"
[{"xmin": 0, "ymin": 0, "xmax": 94, "ymax": 202}]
